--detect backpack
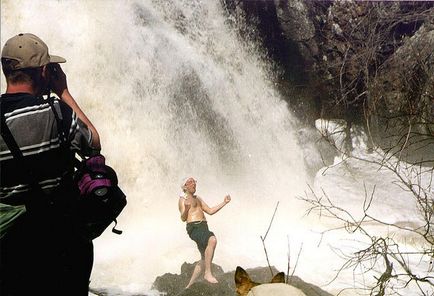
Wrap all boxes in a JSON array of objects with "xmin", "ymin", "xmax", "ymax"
[
  {"xmin": 48, "ymin": 96, "xmax": 127, "ymax": 240},
  {"xmin": 1, "ymin": 96, "xmax": 127, "ymax": 240},
  {"xmin": 73, "ymin": 154, "xmax": 127, "ymax": 240}
]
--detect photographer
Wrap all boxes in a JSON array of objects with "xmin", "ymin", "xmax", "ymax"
[{"xmin": 0, "ymin": 33, "xmax": 100, "ymax": 295}]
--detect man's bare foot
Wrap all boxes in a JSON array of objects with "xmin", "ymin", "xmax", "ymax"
[{"xmin": 204, "ymin": 273, "xmax": 218, "ymax": 284}]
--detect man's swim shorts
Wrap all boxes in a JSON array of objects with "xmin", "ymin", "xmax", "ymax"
[{"xmin": 186, "ymin": 220, "xmax": 215, "ymax": 259}]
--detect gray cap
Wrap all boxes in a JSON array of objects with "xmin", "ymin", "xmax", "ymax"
[{"xmin": 1, "ymin": 33, "xmax": 66, "ymax": 70}]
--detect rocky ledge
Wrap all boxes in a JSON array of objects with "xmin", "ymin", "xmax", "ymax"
[{"xmin": 152, "ymin": 262, "xmax": 333, "ymax": 296}]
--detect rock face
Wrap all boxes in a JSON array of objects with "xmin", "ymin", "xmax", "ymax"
[
  {"xmin": 152, "ymin": 263, "xmax": 333, "ymax": 296},
  {"xmin": 273, "ymin": 0, "xmax": 317, "ymax": 63},
  {"xmin": 223, "ymin": 0, "xmax": 434, "ymax": 159},
  {"xmin": 369, "ymin": 19, "xmax": 434, "ymax": 160}
]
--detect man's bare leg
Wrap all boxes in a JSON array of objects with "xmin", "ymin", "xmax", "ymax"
[
  {"xmin": 185, "ymin": 260, "xmax": 203, "ymax": 289},
  {"xmin": 203, "ymin": 236, "xmax": 218, "ymax": 283}
]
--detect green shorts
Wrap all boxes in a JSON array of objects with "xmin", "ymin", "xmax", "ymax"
[{"xmin": 186, "ymin": 221, "xmax": 215, "ymax": 259}]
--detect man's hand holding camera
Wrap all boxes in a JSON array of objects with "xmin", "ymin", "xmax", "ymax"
[{"xmin": 48, "ymin": 63, "xmax": 68, "ymax": 98}]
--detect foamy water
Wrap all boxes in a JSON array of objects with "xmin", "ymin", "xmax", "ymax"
[{"xmin": 1, "ymin": 1, "xmax": 432, "ymax": 295}]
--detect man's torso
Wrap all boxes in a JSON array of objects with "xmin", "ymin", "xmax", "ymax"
[
  {"xmin": 0, "ymin": 92, "xmax": 93, "ymax": 205},
  {"xmin": 185, "ymin": 195, "xmax": 206, "ymax": 223}
]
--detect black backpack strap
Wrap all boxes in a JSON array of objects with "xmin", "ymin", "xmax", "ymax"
[
  {"xmin": 47, "ymin": 96, "xmax": 67, "ymax": 147},
  {"xmin": 47, "ymin": 96, "xmax": 77, "ymax": 175},
  {"xmin": 1, "ymin": 108, "xmax": 24, "ymax": 160},
  {"xmin": 0, "ymin": 100, "xmax": 43, "ymax": 205},
  {"xmin": 112, "ymin": 219, "xmax": 123, "ymax": 235}
]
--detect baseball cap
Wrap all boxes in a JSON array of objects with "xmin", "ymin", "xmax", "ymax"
[{"xmin": 1, "ymin": 33, "xmax": 66, "ymax": 70}]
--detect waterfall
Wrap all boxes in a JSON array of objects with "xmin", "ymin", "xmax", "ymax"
[{"xmin": 2, "ymin": 0, "xmax": 312, "ymax": 293}]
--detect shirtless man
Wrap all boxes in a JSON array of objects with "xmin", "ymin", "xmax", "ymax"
[{"xmin": 178, "ymin": 177, "xmax": 231, "ymax": 288}]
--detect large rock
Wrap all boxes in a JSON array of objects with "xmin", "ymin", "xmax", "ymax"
[
  {"xmin": 152, "ymin": 262, "xmax": 229, "ymax": 296},
  {"xmin": 273, "ymin": 0, "xmax": 318, "ymax": 65},
  {"xmin": 369, "ymin": 19, "xmax": 434, "ymax": 162},
  {"xmin": 152, "ymin": 263, "xmax": 333, "ymax": 296}
]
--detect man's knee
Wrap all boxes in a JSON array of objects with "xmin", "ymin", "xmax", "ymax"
[{"xmin": 208, "ymin": 236, "xmax": 217, "ymax": 246}]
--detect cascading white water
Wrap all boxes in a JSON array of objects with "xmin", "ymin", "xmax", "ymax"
[
  {"xmin": 1, "ymin": 0, "xmax": 313, "ymax": 293},
  {"xmin": 2, "ymin": 1, "xmax": 431, "ymax": 295}
]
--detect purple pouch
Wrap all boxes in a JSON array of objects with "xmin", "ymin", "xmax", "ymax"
[
  {"xmin": 74, "ymin": 154, "xmax": 127, "ymax": 239},
  {"xmin": 77, "ymin": 155, "xmax": 112, "ymax": 196}
]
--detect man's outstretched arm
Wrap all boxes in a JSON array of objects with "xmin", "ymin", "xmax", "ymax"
[{"xmin": 199, "ymin": 195, "xmax": 231, "ymax": 215}]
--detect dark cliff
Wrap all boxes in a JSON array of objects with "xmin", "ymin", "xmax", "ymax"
[{"xmin": 223, "ymin": 0, "xmax": 434, "ymax": 162}]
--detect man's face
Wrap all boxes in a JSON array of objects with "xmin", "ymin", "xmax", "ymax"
[{"xmin": 184, "ymin": 178, "xmax": 197, "ymax": 194}]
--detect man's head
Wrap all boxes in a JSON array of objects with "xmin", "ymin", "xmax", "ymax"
[
  {"xmin": 182, "ymin": 177, "xmax": 197, "ymax": 194},
  {"xmin": 1, "ymin": 33, "xmax": 65, "ymax": 92}
]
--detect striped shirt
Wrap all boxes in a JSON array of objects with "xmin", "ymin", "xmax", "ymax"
[{"xmin": 0, "ymin": 92, "xmax": 98, "ymax": 204}]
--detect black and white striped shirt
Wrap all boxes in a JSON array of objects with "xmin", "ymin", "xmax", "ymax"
[{"xmin": 0, "ymin": 92, "xmax": 98, "ymax": 204}]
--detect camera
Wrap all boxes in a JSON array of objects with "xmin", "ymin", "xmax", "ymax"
[{"xmin": 48, "ymin": 63, "xmax": 59, "ymax": 80}]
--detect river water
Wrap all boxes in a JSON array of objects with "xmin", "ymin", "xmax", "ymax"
[{"xmin": 1, "ymin": 1, "xmax": 432, "ymax": 295}]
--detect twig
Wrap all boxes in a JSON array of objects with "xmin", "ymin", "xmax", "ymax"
[
  {"xmin": 286, "ymin": 236, "xmax": 291, "ymax": 284},
  {"xmin": 289, "ymin": 243, "xmax": 303, "ymax": 285},
  {"xmin": 263, "ymin": 201, "xmax": 279, "ymax": 241},
  {"xmin": 260, "ymin": 201, "xmax": 279, "ymax": 277}
]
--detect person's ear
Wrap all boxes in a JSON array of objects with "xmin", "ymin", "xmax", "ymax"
[{"xmin": 41, "ymin": 65, "xmax": 49, "ymax": 79}]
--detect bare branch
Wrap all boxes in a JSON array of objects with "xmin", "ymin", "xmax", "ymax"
[{"xmin": 260, "ymin": 201, "xmax": 280, "ymax": 277}]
